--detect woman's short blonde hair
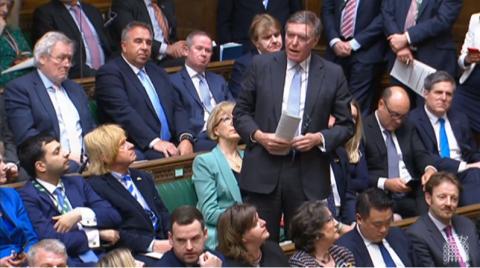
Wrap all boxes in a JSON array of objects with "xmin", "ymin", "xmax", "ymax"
[
  {"xmin": 249, "ymin": 14, "xmax": 281, "ymax": 44},
  {"xmin": 97, "ymin": 248, "xmax": 137, "ymax": 267},
  {"xmin": 83, "ymin": 124, "xmax": 126, "ymax": 176},
  {"xmin": 206, "ymin": 101, "xmax": 236, "ymax": 141}
]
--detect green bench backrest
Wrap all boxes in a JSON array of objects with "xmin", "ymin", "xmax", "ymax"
[{"xmin": 155, "ymin": 178, "xmax": 198, "ymax": 213}]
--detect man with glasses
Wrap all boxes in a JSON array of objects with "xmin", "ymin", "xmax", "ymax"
[
  {"xmin": 363, "ymin": 86, "xmax": 435, "ymax": 218},
  {"xmin": 4, "ymin": 31, "xmax": 96, "ymax": 173}
]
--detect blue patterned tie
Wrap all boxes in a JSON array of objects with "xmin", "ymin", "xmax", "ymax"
[
  {"xmin": 137, "ymin": 70, "xmax": 171, "ymax": 141},
  {"xmin": 197, "ymin": 74, "xmax": 214, "ymax": 113},
  {"xmin": 122, "ymin": 175, "xmax": 159, "ymax": 230},
  {"xmin": 384, "ymin": 130, "xmax": 400, "ymax": 178},
  {"xmin": 439, "ymin": 118, "xmax": 450, "ymax": 158},
  {"xmin": 378, "ymin": 241, "xmax": 396, "ymax": 267},
  {"xmin": 287, "ymin": 65, "xmax": 302, "ymax": 116}
]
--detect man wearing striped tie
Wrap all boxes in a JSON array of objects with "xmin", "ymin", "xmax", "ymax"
[{"xmin": 16, "ymin": 134, "xmax": 122, "ymax": 266}]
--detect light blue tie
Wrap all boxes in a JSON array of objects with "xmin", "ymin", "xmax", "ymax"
[
  {"xmin": 384, "ymin": 130, "xmax": 400, "ymax": 178},
  {"xmin": 439, "ymin": 118, "xmax": 450, "ymax": 158},
  {"xmin": 122, "ymin": 174, "xmax": 159, "ymax": 230},
  {"xmin": 262, "ymin": 0, "xmax": 269, "ymax": 9},
  {"xmin": 137, "ymin": 70, "xmax": 171, "ymax": 141},
  {"xmin": 197, "ymin": 74, "xmax": 214, "ymax": 113},
  {"xmin": 287, "ymin": 65, "xmax": 302, "ymax": 116}
]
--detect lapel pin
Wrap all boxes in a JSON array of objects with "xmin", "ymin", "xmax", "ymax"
[{"xmin": 137, "ymin": 177, "xmax": 142, "ymax": 181}]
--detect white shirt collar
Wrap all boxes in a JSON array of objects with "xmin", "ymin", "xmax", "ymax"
[
  {"xmin": 424, "ymin": 105, "xmax": 447, "ymax": 125},
  {"xmin": 374, "ymin": 110, "xmax": 388, "ymax": 134},
  {"xmin": 36, "ymin": 178, "xmax": 63, "ymax": 195},
  {"xmin": 37, "ymin": 69, "xmax": 59, "ymax": 90},
  {"xmin": 185, "ymin": 64, "xmax": 203, "ymax": 79},
  {"xmin": 286, "ymin": 54, "xmax": 311, "ymax": 73},
  {"xmin": 428, "ymin": 210, "xmax": 450, "ymax": 232},
  {"xmin": 122, "ymin": 54, "xmax": 144, "ymax": 75}
]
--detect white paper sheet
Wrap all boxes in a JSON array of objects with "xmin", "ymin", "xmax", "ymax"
[{"xmin": 390, "ymin": 58, "xmax": 436, "ymax": 96}]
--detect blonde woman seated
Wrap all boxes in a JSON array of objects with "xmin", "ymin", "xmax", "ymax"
[
  {"xmin": 289, "ymin": 200, "xmax": 355, "ymax": 267},
  {"xmin": 192, "ymin": 101, "xmax": 243, "ymax": 249},
  {"xmin": 97, "ymin": 248, "xmax": 144, "ymax": 267},
  {"xmin": 217, "ymin": 203, "xmax": 289, "ymax": 267}
]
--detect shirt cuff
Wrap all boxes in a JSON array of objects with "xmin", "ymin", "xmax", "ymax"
[
  {"xmin": 77, "ymin": 207, "xmax": 97, "ymax": 227},
  {"xmin": 405, "ymin": 31, "xmax": 412, "ymax": 45},
  {"xmin": 157, "ymin": 43, "xmax": 168, "ymax": 60},
  {"xmin": 329, "ymin": 38, "xmax": 341, "ymax": 48},
  {"xmin": 350, "ymin": 39, "xmax": 361, "ymax": 51},
  {"xmin": 149, "ymin": 138, "xmax": 161, "ymax": 149},
  {"xmin": 458, "ymin": 161, "xmax": 468, "ymax": 173},
  {"xmin": 378, "ymin": 178, "xmax": 387, "ymax": 190},
  {"xmin": 317, "ymin": 132, "xmax": 326, "ymax": 152},
  {"xmin": 250, "ymin": 130, "xmax": 259, "ymax": 143},
  {"xmin": 425, "ymin": 165, "xmax": 437, "ymax": 173},
  {"xmin": 83, "ymin": 228, "xmax": 100, "ymax": 248},
  {"xmin": 148, "ymin": 239, "xmax": 155, "ymax": 252}
]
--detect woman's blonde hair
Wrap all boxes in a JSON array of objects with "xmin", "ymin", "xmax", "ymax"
[
  {"xmin": 83, "ymin": 124, "xmax": 126, "ymax": 176},
  {"xmin": 249, "ymin": 13, "xmax": 281, "ymax": 44},
  {"xmin": 345, "ymin": 100, "xmax": 364, "ymax": 163},
  {"xmin": 206, "ymin": 101, "xmax": 236, "ymax": 141},
  {"xmin": 97, "ymin": 248, "xmax": 137, "ymax": 267}
]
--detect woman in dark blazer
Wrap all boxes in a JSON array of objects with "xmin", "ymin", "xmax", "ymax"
[{"xmin": 192, "ymin": 101, "xmax": 243, "ymax": 249}]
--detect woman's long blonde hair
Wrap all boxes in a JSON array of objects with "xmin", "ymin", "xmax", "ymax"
[{"xmin": 345, "ymin": 100, "xmax": 364, "ymax": 163}]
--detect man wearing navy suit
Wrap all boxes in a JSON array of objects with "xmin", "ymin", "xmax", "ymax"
[
  {"xmin": 322, "ymin": 0, "xmax": 386, "ymax": 115},
  {"xmin": 336, "ymin": 188, "xmax": 415, "ymax": 267},
  {"xmin": 84, "ymin": 124, "xmax": 172, "ymax": 266},
  {"xmin": 95, "ymin": 21, "xmax": 194, "ymax": 160},
  {"xmin": 16, "ymin": 135, "xmax": 121, "ymax": 266},
  {"xmin": 233, "ymin": 11, "xmax": 354, "ymax": 241},
  {"xmin": 410, "ymin": 71, "xmax": 480, "ymax": 205},
  {"xmin": 170, "ymin": 31, "xmax": 234, "ymax": 152},
  {"xmin": 4, "ymin": 32, "xmax": 96, "ymax": 172},
  {"xmin": 407, "ymin": 172, "xmax": 480, "ymax": 266},
  {"xmin": 32, "ymin": 0, "xmax": 112, "ymax": 78},
  {"xmin": 382, "ymin": 0, "xmax": 461, "ymax": 78}
]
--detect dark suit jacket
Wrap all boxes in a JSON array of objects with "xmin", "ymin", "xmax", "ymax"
[
  {"xmin": 382, "ymin": 0, "xmax": 462, "ymax": 76},
  {"xmin": 216, "ymin": 0, "xmax": 302, "ymax": 46},
  {"xmin": 0, "ymin": 188, "xmax": 38, "ymax": 258},
  {"xmin": 336, "ymin": 227, "xmax": 415, "ymax": 267},
  {"xmin": 17, "ymin": 176, "xmax": 121, "ymax": 258},
  {"xmin": 363, "ymin": 113, "xmax": 434, "ymax": 186},
  {"xmin": 331, "ymin": 147, "xmax": 358, "ymax": 224},
  {"xmin": 407, "ymin": 214, "xmax": 480, "ymax": 267},
  {"xmin": 110, "ymin": 0, "xmax": 176, "ymax": 59},
  {"xmin": 409, "ymin": 107, "xmax": 480, "ymax": 173},
  {"xmin": 0, "ymin": 95, "xmax": 18, "ymax": 164},
  {"xmin": 95, "ymin": 56, "xmax": 192, "ymax": 152},
  {"xmin": 4, "ymin": 70, "xmax": 96, "ymax": 146},
  {"xmin": 322, "ymin": 0, "xmax": 386, "ymax": 64},
  {"xmin": 233, "ymin": 51, "xmax": 354, "ymax": 200},
  {"xmin": 87, "ymin": 169, "xmax": 170, "ymax": 253},
  {"xmin": 229, "ymin": 50, "xmax": 257, "ymax": 99},
  {"xmin": 170, "ymin": 67, "xmax": 233, "ymax": 149},
  {"xmin": 224, "ymin": 240, "xmax": 289, "ymax": 267},
  {"xmin": 32, "ymin": 0, "xmax": 112, "ymax": 78}
]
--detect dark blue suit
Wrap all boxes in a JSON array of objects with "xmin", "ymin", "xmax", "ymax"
[
  {"xmin": 170, "ymin": 67, "xmax": 233, "ymax": 151},
  {"xmin": 409, "ymin": 107, "xmax": 480, "ymax": 205},
  {"xmin": 0, "ymin": 188, "xmax": 38, "ymax": 258},
  {"xmin": 322, "ymin": 0, "xmax": 386, "ymax": 114},
  {"xmin": 17, "ymin": 176, "xmax": 121, "ymax": 262},
  {"xmin": 229, "ymin": 50, "xmax": 257, "ymax": 99},
  {"xmin": 382, "ymin": 0, "xmax": 461, "ymax": 77},
  {"xmin": 4, "ymin": 70, "xmax": 96, "ymax": 147},
  {"xmin": 336, "ymin": 227, "xmax": 415, "ymax": 267},
  {"xmin": 95, "ymin": 57, "xmax": 192, "ymax": 159},
  {"xmin": 87, "ymin": 169, "xmax": 170, "ymax": 266}
]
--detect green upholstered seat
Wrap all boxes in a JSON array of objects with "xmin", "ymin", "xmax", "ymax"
[{"xmin": 155, "ymin": 178, "xmax": 198, "ymax": 213}]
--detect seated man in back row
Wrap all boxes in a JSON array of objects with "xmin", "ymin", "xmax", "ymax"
[
  {"xmin": 17, "ymin": 134, "xmax": 121, "ymax": 266},
  {"xmin": 409, "ymin": 71, "xmax": 480, "ymax": 205},
  {"xmin": 170, "ymin": 30, "xmax": 234, "ymax": 151},
  {"xmin": 95, "ymin": 21, "xmax": 194, "ymax": 160}
]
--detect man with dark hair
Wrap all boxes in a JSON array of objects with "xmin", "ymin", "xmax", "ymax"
[
  {"xmin": 336, "ymin": 188, "xmax": 415, "ymax": 266},
  {"xmin": 407, "ymin": 172, "xmax": 480, "ymax": 266},
  {"xmin": 16, "ymin": 134, "xmax": 121, "ymax": 266},
  {"xmin": 233, "ymin": 10, "xmax": 354, "ymax": 242},
  {"xmin": 409, "ymin": 71, "xmax": 480, "ymax": 205},
  {"xmin": 170, "ymin": 30, "xmax": 234, "ymax": 151},
  {"xmin": 158, "ymin": 205, "xmax": 223, "ymax": 267},
  {"xmin": 363, "ymin": 85, "xmax": 436, "ymax": 218},
  {"xmin": 95, "ymin": 21, "xmax": 194, "ymax": 160}
]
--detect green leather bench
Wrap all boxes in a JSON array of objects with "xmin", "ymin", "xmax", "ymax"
[{"xmin": 155, "ymin": 177, "xmax": 198, "ymax": 212}]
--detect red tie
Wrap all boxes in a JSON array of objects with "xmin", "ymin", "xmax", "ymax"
[
  {"xmin": 341, "ymin": 0, "xmax": 357, "ymax": 38},
  {"xmin": 404, "ymin": 0, "xmax": 418, "ymax": 31},
  {"xmin": 70, "ymin": 4, "xmax": 102, "ymax": 69}
]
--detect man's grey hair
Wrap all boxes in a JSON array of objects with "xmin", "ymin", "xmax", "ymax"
[
  {"xmin": 423, "ymin": 70, "xmax": 456, "ymax": 92},
  {"xmin": 185, "ymin": 30, "xmax": 211, "ymax": 48},
  {"xmin": 27, "ymin": 239, "xmax": 68, "ymax": 266},
  {"xmin": 121, "ymin": 21, "xmax": 153, "ymax": 42},
  {"xmin": 286, "ymin": 10, "xmax": 322, "ymax": 38},
  {"xmin": 33, "ymin": 31, "xmax": 75, "ymax": 67}
]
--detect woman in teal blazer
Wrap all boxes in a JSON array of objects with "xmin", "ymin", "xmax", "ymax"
[{"xmin": 192, "ymin": 101, "xmax": 243, "ymax": 249}]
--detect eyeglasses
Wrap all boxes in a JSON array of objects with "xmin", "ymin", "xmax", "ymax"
[
  {"xmin": 215, "ymin": 116, "xmax": 233, "ymax": 127},
  {"xmin": 49, "ymin": 54, "xmax": 73, "ymax": 64},
  {"xmin": 383, "ymin": 99, "xmax": 407, "ymax": 120}
]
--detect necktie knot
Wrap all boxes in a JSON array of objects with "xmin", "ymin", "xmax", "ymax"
[
  {"xmin": 444, "ymin": 225, "xmax": 453, "ymax": 236},
  {"xmin": 439, "ymin": 117, "xmax": 445, "ymax": 125},
  {"xmin": 121, "ymin": 174, "xmax": 133, "ymax": 183}
]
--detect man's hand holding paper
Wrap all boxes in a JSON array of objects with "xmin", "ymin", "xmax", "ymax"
[
  {"xmin": 254, "ymin": 130, "xmax": 291, "ymax": 155},
  {"xmin": 292, "ymin": 132, "xmax": 323, "ymax": 152}
]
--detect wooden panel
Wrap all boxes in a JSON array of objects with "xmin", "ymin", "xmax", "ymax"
[{"xmin": 174, "ymin": 0, "xmax": 218, "ymax": 40}]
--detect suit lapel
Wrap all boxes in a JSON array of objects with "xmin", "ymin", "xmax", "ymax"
[
  {"xmin": 181, "ymin": 68, "xmax": 203, "ymax": 108},
  {"xmin": 447, "ymin": 112, "xmax": 464, "ymax": 148},
  {"xmin": 147, "ymin": 63, "xmax": 173, "ymax": 126},
  {"xmin": 104, "ymin": 173, "xmax": 149, "ymax": 215},
  {"xmin": 212, "ymin": 146, "xmax": 242, "ymax": 203},
  {"xmin": 205, "ymin": 72, "xmax": 224, "ymax": 103},
  {"xmin": 417, "ymin": 0, "xmax": 429, "ymax": 20},
  {"xmin": 129, "ymin": 169, "xmax": 159, "ymax": 218},
  {"xmin": 303, "ymin": 56, "xmax": 324, "ymax": 131},
  {"xmin": 352, "ymin": 228, "xmax": 374, "ymax": 266},
  {"xmin": 33, "ymin": 72, "xmax": 61, "ymax": 137},
  {"xmin": 452, "ymin": 216, "xmax": 475, "ymax": 265},
  {"xmin": 62, "ymin": 177, "xmax": 82, "ymax": 209},
  {"xmin": 418, "ymin": 108, "xmax": 439, "ymax": 152},
  {"xmin": 366, "ymin": 115, "xmax": 387, "ymax": 155},
  {"xmin": 62, "ymin": 81, "xmax": 86, "ymax": 135},
  {"xmin": 271, "ymin": 52, "xmax": 287, "ymax": 123}
]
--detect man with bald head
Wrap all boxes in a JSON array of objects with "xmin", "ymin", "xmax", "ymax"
[{"xmin": 363, "ymin": 86, "xmax": 436, "ymax": 218}]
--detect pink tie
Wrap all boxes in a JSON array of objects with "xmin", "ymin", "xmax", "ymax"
[
  {"xmin": 341, "ymin": 0, "xmax": 357, "ymax": 38},
  {"xmin": 404, "ymin": 0, "xmax": 418, "ymax": 31},
  {"xmin": 70, "ymin": 5, "xmax": 102, "ymax": 69},
  {"xmin": 444, "ymin": 226, "xmax": 467, "ymax": 267}
]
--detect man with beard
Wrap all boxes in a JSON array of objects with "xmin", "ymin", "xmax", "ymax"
[{"xmin": 407, "ymin": 172, "xmax": 480, "ymax": 266}]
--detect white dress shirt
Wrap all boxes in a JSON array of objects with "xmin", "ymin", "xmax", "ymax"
[
  {"xmin": 357, "ymin": 224, "xmax": 406, "ymax": 267},
  {"xmin": 185, "ymin": 64, "xmax": 216, "ymax": 131}
]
